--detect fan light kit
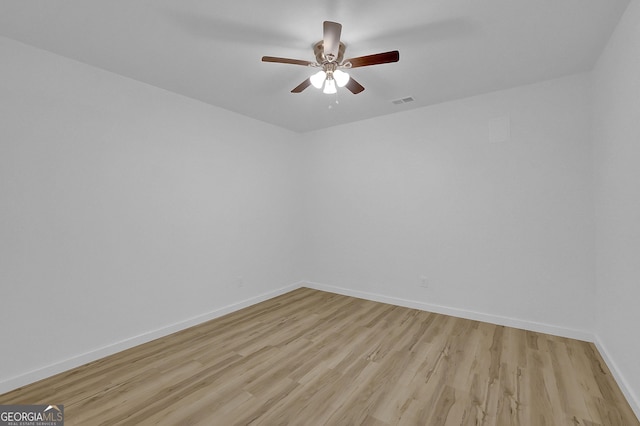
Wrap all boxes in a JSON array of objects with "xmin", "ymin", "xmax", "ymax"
[{"xmin": 262, "ymin": 21, "xmax": 399, "ymax": 95}]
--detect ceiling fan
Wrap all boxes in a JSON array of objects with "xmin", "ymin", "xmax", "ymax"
[{"xmin": 262, "ymin": 21, "xmax": 399, "ymax": 95}]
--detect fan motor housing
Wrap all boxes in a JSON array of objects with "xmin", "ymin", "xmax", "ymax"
[{"xmin": 314, "ymin": 41, "xmax": 346, "ymax": 64}]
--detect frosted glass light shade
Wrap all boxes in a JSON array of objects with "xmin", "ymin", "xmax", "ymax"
[
  {"xmin": 323, "ymin": 78, "xmax": 337, "ymax": 94},
  {"xmin": 333, "ymin": 69, "xmax": 350, "ymax": 87},
  {"xmin": 310, "ymin": 70, "xmax": 326, "ymax": 89}
]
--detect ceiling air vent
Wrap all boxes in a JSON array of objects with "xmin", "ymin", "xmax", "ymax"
[{"xmin": 391, "ymin": 96, "xmax": 415, "ymax": 105}]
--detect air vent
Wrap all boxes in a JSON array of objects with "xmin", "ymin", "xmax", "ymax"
[{"xmin": 391, "ymin": 96, "xmax": 415, "ymax": 105}]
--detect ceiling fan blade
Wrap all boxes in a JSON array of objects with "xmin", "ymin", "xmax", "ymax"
[
  {"xmin": 262, "ymin": 56, "xmax": 315, "ymax": 66},
  {"xmin": 291, "ymin": 78, "xmax": 312, "ymax": 93},
  {"xmin": 323, "ymin": 21, "xmax": 342, "ymax": 62},
  {"xmin": 345, "ymin": 77, "xmax": 365, "ymax": 94},
  {"xmin": 344, "ymin": 50, "xmax": 399, "ymax": 68}
]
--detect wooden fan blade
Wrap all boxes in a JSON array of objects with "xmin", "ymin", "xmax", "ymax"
[
  {"xmin": 323, "ymin": 21, "xmax": 342, "ymax": 62},
  {"xmin": 345, "ymin": 77, "xmax": 365, "ymax": 94},
  {"xmin": 291, "ymin": 78, "xmax": 312, "ymax": 93},
  {"xmin": 344, "ymin": 50, "xmax": 399, "ymax": 68},
  {"xmin": 262, "ymin": 56, "xmax": 314, "ymax": 66}
]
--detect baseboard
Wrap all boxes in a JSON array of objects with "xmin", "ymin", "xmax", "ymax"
[
  {"xmin": 303, "ymin": 281, "xmax": 594, "ymax": 342},
  {"xmin": 594, "ymin": 336, "xmax": 640, "ymax": 421},
  {"xmin": 0, "ymin": 282, "xmax": 303, "ymax": 395}
]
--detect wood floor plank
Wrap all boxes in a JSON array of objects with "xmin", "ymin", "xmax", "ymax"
[{"xmin": 1, "ymin": 287, "xmax": 637, "ymax": 425}]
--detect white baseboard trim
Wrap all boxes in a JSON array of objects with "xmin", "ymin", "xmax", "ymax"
[
  {"xmin": 594, "ymin": 336, "xmax": 640, "ymax": 421},
  {"xmin": 0, "ymin": 282, "xmax": 303, "ymax": 395},
  {"xmin": 303, "ymin": 281, "xmax": 594, "ymax": 342}
]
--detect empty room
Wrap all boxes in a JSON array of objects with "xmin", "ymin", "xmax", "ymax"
[{"xmin": 1, "ymin": 1, "xmax": 639, "ymax": 425}]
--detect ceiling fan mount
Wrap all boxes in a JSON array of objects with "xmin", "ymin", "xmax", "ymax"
[{"xmin": 262, "ymin": 21, "xmax": 399, "ymax": 95}]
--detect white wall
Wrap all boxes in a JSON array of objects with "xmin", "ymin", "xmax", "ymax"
[
  {"xmin": 303, "ymin": 74, "xmax": 595, "ymax": 338},
  {"xmin": 592, "ymin": 0, "xmax": 640, "ymax": 414},
  {"xmin": 0, "ymin": 36, "xmax": 303, "ymax": 391}
]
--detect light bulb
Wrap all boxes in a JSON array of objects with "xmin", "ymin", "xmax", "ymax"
[
  {"xmin": 333, "ymin": 69, "xmax": 350, "ymax": 87},
  {"xmin": 310, "ymin": 70, "xmax": 326, "ymax": 89},
  {"xmin": 323, "ymin": 78, "xmax": 337, "ymax": 94}
]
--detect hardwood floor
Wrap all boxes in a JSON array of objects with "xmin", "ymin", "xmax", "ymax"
[{"xmin": 1, "ymin": 287, "xmax": 637, "ymax": 425}]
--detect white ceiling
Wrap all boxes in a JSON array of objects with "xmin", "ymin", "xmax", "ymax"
[{"xmin": 0, "ymin": 0, "xmax": 630, "ymax": 133}]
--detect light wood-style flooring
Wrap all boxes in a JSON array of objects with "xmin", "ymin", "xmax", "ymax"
[{"xmin": 1, "ymin": 287, "xmax": 638, "ymax": 425}]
